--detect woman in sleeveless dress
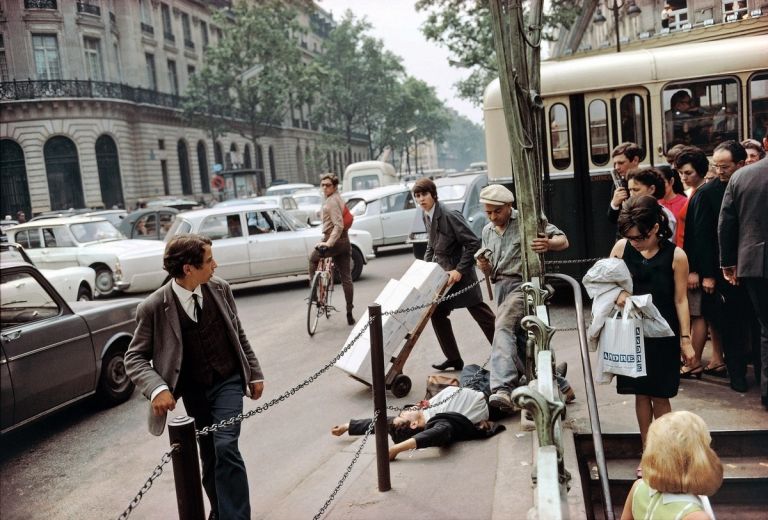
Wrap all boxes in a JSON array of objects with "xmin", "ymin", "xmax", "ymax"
[{"xmin": 609, "ymin": 195, "xmax": 695, "ymax": 446}]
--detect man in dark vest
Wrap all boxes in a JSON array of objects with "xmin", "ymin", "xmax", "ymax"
[{"xmin": 125, "ymin": 234, "xmax": 264, "ymax": 520}]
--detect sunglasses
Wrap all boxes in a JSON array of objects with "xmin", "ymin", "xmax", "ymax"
[{"xmin": 624, "ymin": 232, "xmax": 651, "ymax": 242}]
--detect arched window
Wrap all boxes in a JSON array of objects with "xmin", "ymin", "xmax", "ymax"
[
  {"xmin": 268, "ymin": 146, "xmax": 276, "ymax": 182},
  {"xmin": 0, "ymin": 139, "xmax": 31, "ymax": 219},
  {"xmin": 549, "ymin": 103, "xmax": 571, "ymax": 170},
  {"xmin": 243, "ymin": 144, "xmax": 252, "ymax": 169},
  {"xmin": 177, "ymin": 140, "xmax": 193, "ymax": 195},
  {"xmin": 197, "ymin": 141, "xmax": 210, "ymax": 193},
  {"xmin": 588, "ymin": 100, "xmax": 609, "ymax": 166},
  {"xmin": 95, "ymin": 135, "xmax": 125, "ymax": 208},
  {"xmin": 214, "ymin": 141, "xmax": 224, "ymax": 167},
  {"xmin": 44, "ymin": 136, "xmax": 84, "ymax": 210}
]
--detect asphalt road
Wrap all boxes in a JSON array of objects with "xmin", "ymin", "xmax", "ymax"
[{"xmin": 0, "ymin": 246, "xmax": 582, "ymax": 520}]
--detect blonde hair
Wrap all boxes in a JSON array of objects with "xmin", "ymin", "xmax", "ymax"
[{"xmin": 641, "ymin": 411, "xmax": 723, "ymax": 496}]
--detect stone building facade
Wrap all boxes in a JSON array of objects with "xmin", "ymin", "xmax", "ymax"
[{"xmin": 0, "ymin": 0, "xmax": 368, "ymax": 217}]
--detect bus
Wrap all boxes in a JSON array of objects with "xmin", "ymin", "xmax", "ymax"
[{"xmin": 483, "ymin": 34, "xmax": 768, "ymax": 277}]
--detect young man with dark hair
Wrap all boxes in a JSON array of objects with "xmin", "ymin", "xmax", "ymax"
[
  {"xmin": 411, "ymin": 177, "xmax": 496, "ymax": 371},
  {"xmin": 608, "ymin": 142, "xmax": 643, "ymax": 225},
  {"xmin": 125, "ymin": 234, "xmax": 264, "ymax": 520},
  {"xmin": 310, "ymin": 173, "xmax": 355, "ymax": 324}
]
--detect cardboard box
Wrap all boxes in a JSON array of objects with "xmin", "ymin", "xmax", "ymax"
[
  {"xmin": 399, "ymin": 259, "xmax": 449, "ymax": 302},
  {"xmin": 374, "ymin": 278, "xmax": 429, "ymax": 331}
]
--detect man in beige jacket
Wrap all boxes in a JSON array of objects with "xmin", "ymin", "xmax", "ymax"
[{"xmin": 309, "ymin": 173, "xmax": 355, "ymax": 324}]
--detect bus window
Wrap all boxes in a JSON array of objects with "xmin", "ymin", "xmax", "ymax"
[
  {"xmin": 588, "ymin": 100, "xmax": 609, "ymax": 166},
  {"xmin": 620, "ymin": 95, "xmax": 646, "ymax": 160},
  {"xmin": 549, "ymin": 103, "xmax": 570, "ymax": 170},
  {"xmin": 663, "ymin": 77, "xmax": 740, "ymax": 154},
  {"xmin": 748, "ymin": 72, "xmax": 768, "ymax": 142}
]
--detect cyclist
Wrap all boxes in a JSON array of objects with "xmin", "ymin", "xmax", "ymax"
[{"xmin": 309, "ymin": 173, "xmax": 355, "ymax": 325}]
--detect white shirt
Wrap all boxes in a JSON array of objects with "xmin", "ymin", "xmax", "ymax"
[
  {"xmin": 422, "ymin": 387, "xmax": 489, "ymax": 424},
  {"xmin": 171, "ymin": 279, "xmax": 203, "ymax": 321}
]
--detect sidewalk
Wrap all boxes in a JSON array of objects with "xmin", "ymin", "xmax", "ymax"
[{"xmin": 267, "ymin": 328, "xmax": 768, "ymax": 520}]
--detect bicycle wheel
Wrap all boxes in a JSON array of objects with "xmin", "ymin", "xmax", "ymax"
[{"xmin": 307, "ymin": 272, "xmax": 323, "ymax": 336}]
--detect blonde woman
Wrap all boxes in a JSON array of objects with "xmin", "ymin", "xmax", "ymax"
[{"xmin": 621, "ymin": 411, "xmax": 723, "ymax": 519}]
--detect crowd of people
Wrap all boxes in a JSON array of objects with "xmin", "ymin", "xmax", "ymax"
[{"xmin": 121, "ymin": 133, "xmax": 766, "ymax": 517}]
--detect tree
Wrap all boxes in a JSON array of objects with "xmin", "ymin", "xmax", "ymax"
[
  {"xmin": 182, "ymin": 1, "xmax": 311, "ymax": 190},
  {"xmin": 313, "ymin": 11, "xmax": 404, "ymax": 173},
  {"xmin": 415, "ymin": 0, "xmax": 579, "ymax": 105},
  {"xmin": 438, "ymin": 108, "xmax": 486, "ymax": 171}
]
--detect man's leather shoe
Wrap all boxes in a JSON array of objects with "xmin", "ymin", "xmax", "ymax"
[
  {"xmin": 556, "ymin": 361, "xmax": 568, "ymax": 378},
  {"xmin": 431, "ymin": 359, "xmax": 464, "ymax": 371},
  {"xmin": 346, "ymin": 312, "xmax": 355, "ymax": 326},
  {"xmin": 730, "ymin": 376, "xmax": 748, "ymax": 393}
]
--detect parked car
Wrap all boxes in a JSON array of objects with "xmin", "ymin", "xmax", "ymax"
[
  {"xmin": 0, "ymin": 242, "xmax": 96, "ymax": 301},
  {"xmin": 292, "ymin": 188, "xmax": 323, "ymax": 226},
  {"xmin": 166, "ymin": 204, "xmax": 375, "ymax": 282},
  {"xmin": 265, "ymin": 182, "xmax": 315, "ymax": 196},
  {"xmin": 118, "ymin": 207, "xmax": 179, "ymax": 240},
  {"xmin": 146, "ymin": 198, "xmax": 202, "ymax": 211},
  {"xmin": 216, "ymin": 195, "xmax": 312, "ymax": 226},
  {"xmin": 344, "ymin": 185, "xmax": 417, "ymax": 252},
  {"xmin": 4, "ymin": 217, "xmax": 167, "ymax": 294},
  {"xmin": 1, "ymin": 259, "xmax": 140, "ymax": 434},
  {"xmin": 408, "ymin": 172, "xmax": 489, "ymax": 259}
]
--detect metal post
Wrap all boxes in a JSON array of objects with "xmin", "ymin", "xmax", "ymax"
[
  {"xmin": 168, "ymin": 415, "xmax": 206, "ymax": 520},
  {"xmin": 368, "ymin": 303, "xmax": 391, "ymax": 492},
  {"xmin": 612, "ymin": 1, "xmax": 622, "ymax": 53}
]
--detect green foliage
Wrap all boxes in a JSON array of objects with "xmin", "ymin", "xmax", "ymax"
[
  {"xmin": 415, "ymin": 0, "xmax": 580, "ymax": 105},
  {"xmin": 182, "ymin": 1, "xmax": 310, "ymax": 144}
]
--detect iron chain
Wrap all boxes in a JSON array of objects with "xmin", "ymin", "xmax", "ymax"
[
  {"xmin": 313, "ymin": 410, "xmax": 378, "ymax": 520},
  {"xmin": 545, "ymin": 257, "xmax": 603, "ymax": 266},
  {"xmin": 116, "ymin": 444, "xmax": 178, "ymax": 520}
]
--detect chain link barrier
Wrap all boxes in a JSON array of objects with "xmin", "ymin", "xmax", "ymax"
[
  {"xmin": 313, "ymin": 410, "xmax": 378, "ymax": 520},
  {"xmin": 117, "ymin": 444, "xmax": 179, "ymax": 520},
  {"xmin": 545, "ymin": 257, "xmax": 604, "ymax": 266}
]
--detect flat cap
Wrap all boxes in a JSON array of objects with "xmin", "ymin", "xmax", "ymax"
[{"xmin": 479, "ymin": 184, "xmax": 514, "ymax": 205}]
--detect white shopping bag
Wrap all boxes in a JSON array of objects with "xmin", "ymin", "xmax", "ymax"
[{"xmin": 596, "ymin": 306, "xmax": 646, "ymax": 381}]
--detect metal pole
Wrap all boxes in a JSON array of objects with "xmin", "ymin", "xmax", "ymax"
[
  {"xmin": 613, "ymin": 0, "xmax": 622, "ymax": 53},
  {"xmin": 368, "ymin": 303, "xmax": 391, "ymax": 492},
  {"xmin": 168, "ymin": 415, "xmax": 206, "ymax": 520}
]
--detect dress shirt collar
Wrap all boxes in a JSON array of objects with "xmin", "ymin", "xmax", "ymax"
[{"xmin": 172, "ymin": 279, "xmax": 203, "ymax": 307}]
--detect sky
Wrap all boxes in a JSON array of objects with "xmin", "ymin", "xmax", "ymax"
[{"xmin": 318, "ymin": 0, "xmax": 484, "ymax": 125}]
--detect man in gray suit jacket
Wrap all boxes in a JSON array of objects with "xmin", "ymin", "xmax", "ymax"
[
  {"xmin": 125, "ymin": 234, "xmax": 264, "ymax": 519},
  {"xmin": 719, "ymin": 152, "xmax": 768, "ymax": 410}
]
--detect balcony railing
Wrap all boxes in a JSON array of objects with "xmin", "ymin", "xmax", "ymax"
[
  {"xmin": 164, "ymin": 31, "xmax": 175, "ymax": 43},
  {"xmin": 184, "ymin": 38, "xmax": 195, "ymax": 50},
  {"xmin": 25, "ymin": 0, "xmax": 57, "ymax": 9},
  {"xmin": 0, "ymin": 79, "xmax": 182, "ymax": 110},
  {"xmin": 141, "ymin": 23, "xmax": 154, "ymax": 35},
  {"xmin": 76, "ymin": 2, "xmax": 100, "ymax": 16}
]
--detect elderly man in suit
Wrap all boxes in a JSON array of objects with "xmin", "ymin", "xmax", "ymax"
[
  {"xmin": 412, "ymin": 177, "xmax": 496, "ymax": 371},
  {"xmin": 719, "ymin": 149, "xmax": 768, "ymax": 410},
  {"xmin": 125, "ymin": 234, "xmax": 264, "ymax": 520}
]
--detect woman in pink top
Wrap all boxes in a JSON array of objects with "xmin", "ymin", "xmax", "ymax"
[{"xmin": 657, "ymin": 165, "xmax": 687, "ymax": 219}]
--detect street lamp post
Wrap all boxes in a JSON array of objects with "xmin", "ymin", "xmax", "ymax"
[{"xmin": 593, "ymin": 0, "xmax": 642, "ymax": 52}]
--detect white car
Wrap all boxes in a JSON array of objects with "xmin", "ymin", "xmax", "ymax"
[
  {"xmin": 1, "ymin": 242, "xmax": 96, "ymax": 301},
  {"xmin": 216, "ymin": 195, "xmax": 313, "ymax": 226},
  {"xmin": 166, "ymin": 204, "xmax": 375, "ymax": 282},
  {"xmin": 265, "ymin": 183, "xmax": 315, "ymax": 196},
  {"xmin": 5, "ymin": 217, "xmax": 166, "ymax": 294},
  {"xmin": 292, "ymin": 188, "xmax": 324, "ymax": 226},
  {"xmin": 344, "ymin": 185, "xmax": 417, "ymax": 252}
]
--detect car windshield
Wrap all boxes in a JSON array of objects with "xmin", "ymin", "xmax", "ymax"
[
  {"xmin": 69, "ymin": 221, "xmax": 124, "ymax": 243},
  {"xmin": 165, "ymin": 218, "xmax": 192, "ymax": 241},
  {"xmin": 437, "ymin": 184, "xmax": 468, "ymax": 201},
  {"xmin": 294, "ymin": 195, "xmax": 321, "ymax": 205}
]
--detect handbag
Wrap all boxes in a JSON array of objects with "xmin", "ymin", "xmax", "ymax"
[
  {"xmin": 596, "ymin": 305, "xmax": 646, "ymax": 380},
  {"xmin": 342, "ymin": 204, "xmax": 354, "ymax": 230},
  {"xmin": 423, "ymin": 374, "xmax": 460, "ymax": 399}
]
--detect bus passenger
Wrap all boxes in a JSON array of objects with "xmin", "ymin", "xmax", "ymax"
[
  {"xmin": 608, "ymin": 142, "xmax": 642, "ymax": 226},
  {"xmin": 475, "ymin": 184, "xmax": 569, "ymax": 411},
  {"xmin": 657, "ymin": 165, "xmax": 687, "ymax": 218},
  {"xmin": 666, "ymin": 90, "xmax": 709, "ymax": 148},
  {"xmin": 626, "ymin": 167, "xmax": 678, "ymax": 239}
]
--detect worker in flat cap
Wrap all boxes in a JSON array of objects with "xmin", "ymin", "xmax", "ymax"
[{"xmin": 476, "ymin": 184, "xmax": 569, "ymax": 412}]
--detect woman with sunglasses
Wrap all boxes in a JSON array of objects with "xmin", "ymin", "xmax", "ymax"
[{"xmin": 609, "ymin": 196, "xmax": 695, "ymax": 460}]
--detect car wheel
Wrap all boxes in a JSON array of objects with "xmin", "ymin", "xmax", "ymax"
[
  {"xmin": 350, "ymin": 247, "xmax": 364, "ymax": 281},
  {"xmin": 94, "ymin": 267, "xmax": 115, "ymax": 294},
  {"xmin": 97, "ymin": 348, "xmax": 135, "ymax": 406},
  {"xmin": 77, "ymin": 284, "xmax": 92, "ymax": 301}
]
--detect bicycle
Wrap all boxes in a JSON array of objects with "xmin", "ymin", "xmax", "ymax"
[{"xmin": 307, "ymin": 246, "xmax": 338, "ymax": 336}]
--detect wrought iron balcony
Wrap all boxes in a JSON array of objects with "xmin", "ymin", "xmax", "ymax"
[
  {"xmin": 0, "ymin": 79, "xmax": 182, "ymax": 110},
  {"xmin": 76, "ymin": 2, "xmax": 100, "ymax": 16},
  {"xmin": 25, "ymin": 0, "xmax": 57, "ymax": 9},
  {"xmin": 141, "ymin": 23, "xmax": 154, "ymax": 35}
]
